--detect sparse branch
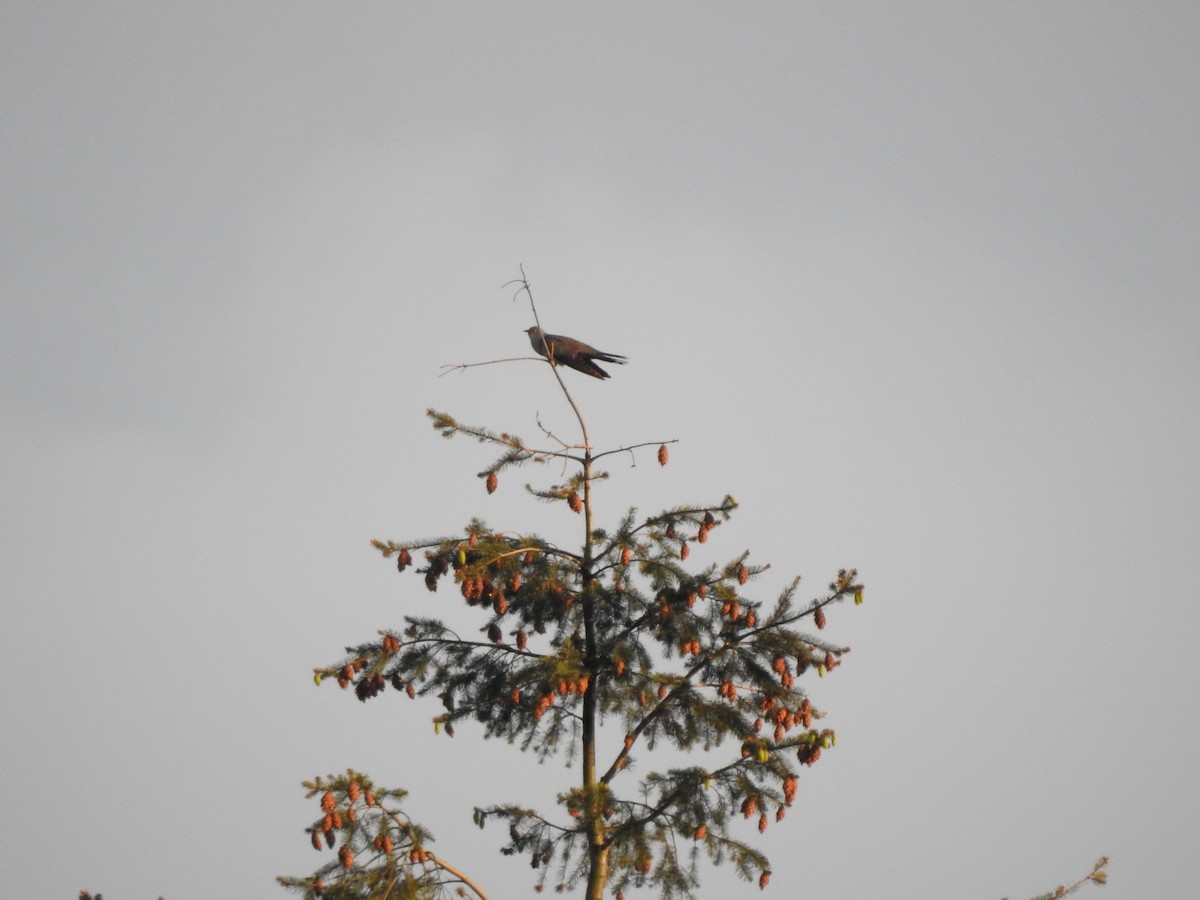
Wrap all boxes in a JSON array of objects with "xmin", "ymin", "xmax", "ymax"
[
  {"xmin": 483, "ymin": 805, "xmax": 576, "ymax": 836},
  {"xmin": 440, "ymin": 356, "xmax": 539, "ymax": 376},
  {"xmin": 591, "ymin": 438, "xmax": 681, "ymax": 464},
  {"xmin": 535, "ymin": 413, "xmax": 587, "ymax": 452},
  {"xmin": 428, "ymin": 408, "xmax": 579, "ymax": 465},
  {"xmin": 1017, "ymin": 857, "xmax": 1109, "ymax": 900},
  {"xmin": 739, "ymin": 585, "xmax": 860, "ymax": 645},
  {"xmin": 425, "ymin": 852, "xmax": 491, "ymax": 900}
]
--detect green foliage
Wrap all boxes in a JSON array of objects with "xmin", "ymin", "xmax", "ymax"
[
  {"xmin": 284, "ymin": 398, "xmax": 864, "ymax": 900},
  {"xmin": 276, "ymin": 770, "xmax": 453, "ymax": 900}
]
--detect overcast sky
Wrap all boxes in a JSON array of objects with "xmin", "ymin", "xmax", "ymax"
[{"xmin": 3, "ymin": 4, "xmax": 1198, "ymax": 898}]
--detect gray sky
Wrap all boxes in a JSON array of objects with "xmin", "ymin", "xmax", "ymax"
[{"xmin": 3, "ymin": 4, "xmax": 1198, "ymax": 898}]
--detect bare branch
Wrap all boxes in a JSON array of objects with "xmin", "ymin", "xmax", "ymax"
[
  {"xmin": 440, "ymin": 355, "xmax": 543, "ymax": 376},
  {"xmin": 592, "ymin": 438, "xmax": 681, "ymax": 465},
  {"xmin": 425, "ymin": 851, "xmax": 491, "ymax": 900}
]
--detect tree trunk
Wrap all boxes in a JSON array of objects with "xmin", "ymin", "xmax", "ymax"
[
  {"xmin": 581, "ymin": 448, "xmax": 609, "ymax": 900},
  {"xmin": 584, "ymin": 841, "xmax": 611, "ymax": 900}
]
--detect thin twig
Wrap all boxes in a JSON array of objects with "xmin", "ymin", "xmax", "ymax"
[
  {"xmin": 440, "ymin": 356, "xmax": 538, "ymax": 376},
  {"xmin": 592, "ymin": 438, "xmax": 680, "ymax": 465},
  {"xmin": 535, "ymin": 413, "xmax": 586, "ymax": 451}
]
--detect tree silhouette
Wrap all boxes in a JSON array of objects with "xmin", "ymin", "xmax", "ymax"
[{"xmin": 280, "ymin": 273, "xmax": 865, "ymax": 900}]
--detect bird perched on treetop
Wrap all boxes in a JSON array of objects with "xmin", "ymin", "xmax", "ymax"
[{"xmin": 525, "ymin": 326, "xmax": 627, "ymax": 380}]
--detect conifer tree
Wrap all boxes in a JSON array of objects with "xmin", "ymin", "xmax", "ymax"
[{"xmin": 280, "ymin": 274, "xmax": 865, "ymax": 900}]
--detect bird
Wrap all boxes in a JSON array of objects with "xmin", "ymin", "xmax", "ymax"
[{"xmin": 525, "ymin": 326, "xmax": 627, "ymax": 380}]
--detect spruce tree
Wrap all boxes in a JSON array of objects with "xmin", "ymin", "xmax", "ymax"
[{"xmin": 280, "ymin": 275, "xmax": 864, "ymax": 900}]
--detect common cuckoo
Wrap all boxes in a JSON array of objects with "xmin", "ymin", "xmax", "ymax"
[{"xmin": 525, "ymin": 326, "xmax": 627, "ymax": 380}]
